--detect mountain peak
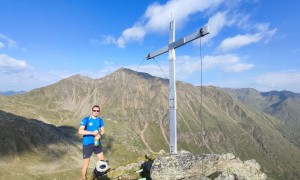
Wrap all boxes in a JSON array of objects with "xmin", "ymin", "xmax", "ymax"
[
  {"xmin": 66, "ymin": 74, "xmax": 93, "ymax": 81},
  {"xmin": 108, "ymin": 67, "xmax": 158, "ymax": 81},
  {"xmin": 115, "ymin": 67, "xmax": 135, "ymax": 73}
]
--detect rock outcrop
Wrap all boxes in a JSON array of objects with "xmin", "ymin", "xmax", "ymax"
[{"xmin": 150, "ymin": 151, "xmax": 266, "ymax": 180}]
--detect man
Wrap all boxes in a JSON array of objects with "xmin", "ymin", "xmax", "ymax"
[{"xmin": 78, "ymin": 105, "xmax": 105, "ymax": 180}]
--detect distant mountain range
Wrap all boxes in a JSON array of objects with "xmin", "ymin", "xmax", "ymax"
[
  {"xmin": 223, "ymin": 88, "xmax": 300, "ymax": 132},
  {"xmin": 0, "ymin": 68, "xmax": 299, "ymax": 179},
  {"xmin": 0, "ymin": 90, "xmax": 26, "ymax": 96}
]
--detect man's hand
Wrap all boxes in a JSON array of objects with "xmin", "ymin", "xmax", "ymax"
[
  {"xmin": 95, "ymin": 133, "xmax": 101, "ymax": 139},
  {"xmin": 93, "ymin": 130, "xmax": 99, "ymax": 136}
]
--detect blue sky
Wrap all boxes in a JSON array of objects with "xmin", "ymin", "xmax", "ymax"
[{"xmin": 0, "ymin": 0, "xmax": 299, "ymax": 93}]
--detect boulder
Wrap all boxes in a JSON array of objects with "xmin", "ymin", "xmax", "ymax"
[{"xmin": 150, "ymin": 151, "xmax": 266, "ymax": 180}]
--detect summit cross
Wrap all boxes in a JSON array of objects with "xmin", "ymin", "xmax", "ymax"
[{"xmin": 146, "ymin": 20, "xmax": 209, "ymax": 154}]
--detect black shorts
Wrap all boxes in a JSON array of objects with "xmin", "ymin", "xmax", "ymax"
[{"xmin": 83, "ymin": 143, "xmax": 103, "ymax": 159}]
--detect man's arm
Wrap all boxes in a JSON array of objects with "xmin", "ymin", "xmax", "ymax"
[
  {"xmin": 78, "ymin": 125, "xmax": 99, "ymax": 136},
  {"xmin": 100, "ymin": 127, "xmax": 105, "ymax": 136},
  {"xmin": 94, "ymin": 127, "xmax": 105, "ymax": 139}
]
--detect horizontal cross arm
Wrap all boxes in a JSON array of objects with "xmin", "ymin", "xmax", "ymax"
[
  {"xmin": 146, "ymin": 26, "xmax": 209, "ymax": 60},
  {"xmin": 146, "ymin": 46, "xmax": 169, "ymax": 60}
]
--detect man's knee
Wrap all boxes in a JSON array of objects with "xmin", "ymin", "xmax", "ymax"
[{"xmin": 83, "ymin": 158, "xmax": 90, "ymax": 167}]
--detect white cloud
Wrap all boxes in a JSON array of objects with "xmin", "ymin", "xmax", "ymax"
[
  {"xmin": 102, "ymin": 35, "xmax": 117, "ymax": 45},
  {"xmin": 256, "ymin": 70, "xmax": 300, "ymax": 92},
  {"xmin": 143, "ymin": 0, "xmax": 223, "ymax": 33},
  {"xmin": 117, "ymin": 26, "xmax": 146, "ymax": 48},
  {"xmin": 131, "ymin": 54, "xmax": 253, "ymax": 82},
  {"xmin": 200, "ymin": 11, "xmax": 228, "ymax": 44},
  {"xmin": 255, "ymin": 23, "xmax": 277, "ymax": 43},
  {"xmin": 217, "ymin": 22, "xmax": 277, "ymax": 52},
  {"xmin": 192, "ymin": 54, "xmax": 252, "ymax": 73},
  {"xmin": 218, "ymin": 33, "xmax": 261, "ymax": 52},
  {"xmin": 0, "ymin": 42, "xmax": 4, "ymax": 49},
  {"xmin": 0, "ymin": 53, "xmax": 121, "ymax": 91},
  {"xmin": 231, "ymin": 13, "xmax": 251, "ymax": 30},
  {"xmin": 255, "ymin": 23, "xmax": 270, "ymax": 32},
  {"xmin": 193, "ymin": 10, "xmax": 253, "ymax": 46},
  {"xmin": 0, "ymin": 34, "xmax": 17, "ymax": 49},
  {"xmin": 0, "ymin": 66, "xmax": 117, "ymax": 91},
  {"xmin": 0, "ymin": 54, "xmax": 30, "ymax": 73},
  {"xmin": 90, "ymin": 35, "xmax": 119, "ymax": 47},
  {"xmin": 102, "ymin": 0, "xmax": 225, "ymax": 48},
  {"xmin": 0, "ymin": 69, "xmax": 73, "ymax": 91},
  {"xmin": 224, "ymin": 63, "xmax": 254, "ymax": 72},
  {"xmin": 95, "ymin": 0, "xmax": 277, "ymax": 56},
  {"xmin": 203, "ymin": 54, "xmax": 241, "ymax": 70}
]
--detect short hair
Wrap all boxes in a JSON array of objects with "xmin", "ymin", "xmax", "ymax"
[{"xmin": 92, "ymin": 105, "xmax": 100, "ymax": 110}]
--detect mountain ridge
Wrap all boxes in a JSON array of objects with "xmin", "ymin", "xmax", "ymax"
[
  {"xmin": 0, "ymin": 68, "xmax": 299, "ymax": 179},
  {"xmin": 223, "ymin": 88, "xmax": 300, "ymax": 132},
  {"xmin": 0, "ymin": 90, "xmax": 26, "ymax": 96}
]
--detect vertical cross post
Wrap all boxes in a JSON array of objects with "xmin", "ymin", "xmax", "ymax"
[
  {"xmin": 146, "ymin": 20, "xmax": 209, "ymax": 154},
  {"xmin": 169, "ymin": 21, "xmax": 177, "ymax": 154}
]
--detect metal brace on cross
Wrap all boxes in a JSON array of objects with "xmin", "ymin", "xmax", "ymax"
[{"xmin": 146, "ymin": 20, "xmax": 209, "ymax": 154}]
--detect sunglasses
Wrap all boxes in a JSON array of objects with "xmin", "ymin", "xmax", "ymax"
[{"xmin": 92, "ymin": 109, "xmax": 100, "ymax": 112}]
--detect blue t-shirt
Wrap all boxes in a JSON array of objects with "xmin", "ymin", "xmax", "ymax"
[{"xmin": 80, "ymin": 116, "xmax": 104, "ymax": 146}]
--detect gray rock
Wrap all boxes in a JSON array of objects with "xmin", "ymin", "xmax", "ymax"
[{"xmin": 150, "ymin": 151, "xmax": 266, "ymax": 180}]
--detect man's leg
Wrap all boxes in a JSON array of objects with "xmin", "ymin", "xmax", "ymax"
[
  {"xmin": 82, "ymin": 158, "xmax": 90, "ymax": 180},
  {"xmin": 82, "ymin": 144, "xmax": 93, "ymax": 180},
  {"xmin": 95, "ymin": 143, "xmax": 104, "ymax": 161},
  {"xmin": 96, "ymin": 152, "xmax": 104, "ymax": 161}
]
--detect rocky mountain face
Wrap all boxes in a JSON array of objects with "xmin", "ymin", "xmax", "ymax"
[
  {"xmin": 151, "ymin": 151, "xmax": 266, "ymax": 180},
  {"xmin": 223, "ymin": 88, "xmax": 300, "ymax": 132},
  {"xmin": 0, "ymin": 68, "xmax": 300, "ymax": 179}
]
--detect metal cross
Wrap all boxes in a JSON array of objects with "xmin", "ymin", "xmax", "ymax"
[{"xmin": 146, "ymin": 20, "xmax": 209, "ymax": 154}]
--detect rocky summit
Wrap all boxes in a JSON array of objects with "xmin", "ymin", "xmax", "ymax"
[{"xmin": 150, "ymin": 151, "xmax": 266, "ymax": 180}]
